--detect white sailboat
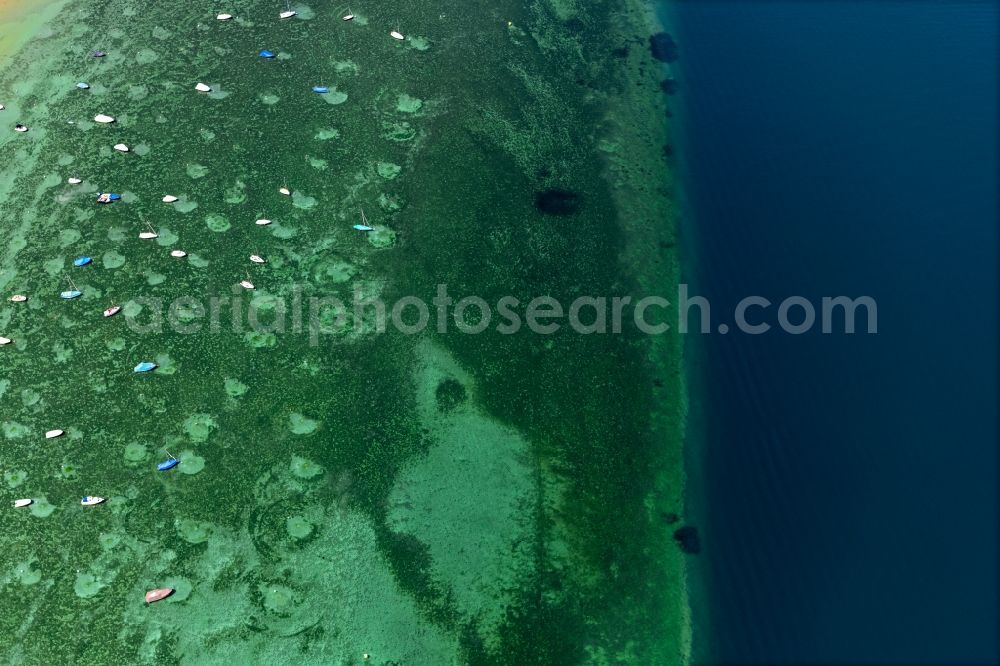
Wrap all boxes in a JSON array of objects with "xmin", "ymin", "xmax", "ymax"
[
  {"xmin": 342, "ymin": 7, "xmax": 354, "ymax": 20},
  {"xmin": 255, "ymin": 218, "xmax": 272, "ymax": 226},
  {"xmin": 162, "ymin": 195, "xmax": 179, "ymax": 203},
  {"xmin": 279, "ymin": 1, "xmax": 296, "ymax": 19},
  {"xmin": 9, "ymin": 294, "xmax": 28, "ymax": 302},
  {"xmin": 113, "ymin": 143, "xmax": 130, "ymax": 152},
  {"xmin": 45, "ymin": 429, "xmax": 64, "ymax": 439},
  {"xmin": 217, "ymin": 13, "xmax": 233, "ymax": 20},
  {"xmin": 239, "ymin": 272, "xmax": 255, "ymax": 290},
  {"xmin": 81, "ymin": 496, "xmax": 105, "ymax": 506},
  {"xmin": 14, "ymin": 499, "xmax": 32, "ymax": 508},
  {"xmin": 139, "ymin": 218, "xmax": 158, "ymax": 240},
  {"xmin": 250, "ymin": 254, "xmax": 266, "ymax": 264},
  {"xmin": 94, "ymin": 113, "xmax": 115, "ymax": 124},
  {"xmin": 0, "ymin": 336, "xmax": 11, "ymax": 346},
  {"xmin": 390, "ymin": 28, "xmax": 405, "ymax": 40},
  {"xmin": 195, "ymin": 82, "xmax": 212, "ymax": 93},
  {"xmin": 170, "ymin": 249, "xmax": 187, "ymax": 258}
]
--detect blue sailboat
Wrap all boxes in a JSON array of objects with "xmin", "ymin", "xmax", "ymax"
[
  {"xmin": 157, "ymin": 452, "xmax": 179, "ymax": 471},
  {"xmin": 134, "ymin": 361, "xmax": 157, "ymax": 373},
  {"xmin": 97, "ymin": 192, "xmax": 120, "ymax": 204},
  {"xmin": 352, "ymin": 208, "xmax": 373, "ymax": 232},
  {"xmin": 60, "ymin": 277, "xmax": 82, "ymax": 299},
  {"xmin": 73, "ymin": 256, "xmax": 92, "ymax": 267},
  {"xmin": 259, "ymin": 49, "xmax": 276, "ymax": 58},
  {"xmin": 76, "ymin": 82, "xmax": 90, "ymax": 90},
  {"xmin": 312, "ymin": 85, "xmax": 330, "ymax": 94}
]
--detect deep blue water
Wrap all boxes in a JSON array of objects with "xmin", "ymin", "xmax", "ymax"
[{"xmin": 667, "ymin": 1, "xmax": 998, "ymax": 663}]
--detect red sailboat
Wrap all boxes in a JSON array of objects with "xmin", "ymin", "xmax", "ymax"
[{"xmin": 145, "ymin": 587, "xmax": 174, "ymax": 604}]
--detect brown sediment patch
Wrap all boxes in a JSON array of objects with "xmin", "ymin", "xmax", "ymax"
[{"xmin": 0, "ymin": 0, "xmax": 65, "ymax": 61}]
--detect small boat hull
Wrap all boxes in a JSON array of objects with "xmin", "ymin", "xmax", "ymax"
[
  {"xmin": 77, "ymin": 82, "xmax": 90, "ymax": 90},
  {"xmin": 14, "ymin": 499, "xmax": 32, "ymax": 508},
  {"xmin": 239, "ymin": 280, "xmax": 255, "ymax": 290},
  {"xmin": 134, "ymin": 362, "xmax": 157, "ymax": 373},
  {"xmin": 97, "ymin": 193, "xmax": 121, "ymax": 204},
  {"xmin": 10, "ymin": 295, "xmax": 28, "ymax": 302},
  {"xmin": 157, "ymin": 458, "xmax": 180, "ymax": 471},
  {"xmin": 255, "ymin": 219, "xmax": 271, "ymax": 226},
  {"xmin": 312, "ymin": 86, "xmax": 329, "ymax": 94},
  {"xmin": 145, "ymin": 588, "xmax": 174, "ymax": 603},
  {"xmin": 60, "ymin": 290, "xmax": 82, "ymax": 299},
  {"xmin": 162, "ymin": 195, "xmax": 179, "ymax": 203},
  {"xmin": 94, "ymin": 114, "xmax": 115, "ymax": 124},
  {"xmin": 279, "ymin": 10, "xmax": 296, "ymax": 19},
  {"xmin": 250, "ymin": 255, "xmax": 265, "ymax": 264},
  {"xmin": 195, "ymin": 83, "xmax": 211, "ymax": 92},
  {"xmin": 170, "ymin": 250, "xmax": 187, "ymax": 258},
  {"xmin": 45, "ymin": 429, "xmax": 65, "ymax": 439},
  {"xmin": 74, "ymin": 257, "xmax": 93, "ymax": 267},
  {"xmin": 104, "ymin": 306, "xmax": 122, "ymax": 317},
  {"xmin": 217, "ymin": 13, "xmax": 233, "ymax": 20},
  {"xmin": 259, "ymin": 50, "xmax": 276, "ymax": 59},
  {"xmin": 0, "ymin": 337, "xmax": 12, "ymax": 345},
  {"xmin": 81, "ymin": 496, "xmax": 105, "ymax": 506},
  {"xmin": 139, "ymin": 232, "xmax": 158, "ymax": 240},
  {"xmin": 113, "ymin": 143, "xmax": 129, "ymax": 152},
  {"xmin": 353, "ymin": 224, "xmax": 374, "ymax": 232},
  {"xmin": 279, "ymin": 187, "xmax": 290, "ymax": 195},
  {"xmin": 390, "ymin": 31, "xmax": 405, "ymax": 41},
  {"xmin": 343, "ymin": 14, "xmax": 354, "ymax": 21}
]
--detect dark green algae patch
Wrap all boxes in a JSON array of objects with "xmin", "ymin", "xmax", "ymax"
[{"xmin": 0, "ymin": 0, "xmax": 686, "ymax": 664}]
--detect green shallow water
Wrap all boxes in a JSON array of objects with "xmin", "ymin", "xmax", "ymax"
[{"xmin": 0, "ymin": 0, "xmax": 686, "ymax": 663}]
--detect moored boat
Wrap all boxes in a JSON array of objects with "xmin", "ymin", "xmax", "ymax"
[
  {"xmin": 195, "ymin": 82, "xmax": 211, "ymax": 92},
  {"xmin": 10, "ymin": 295, "xmax": 28, "ymax": 302},
  {"xmin": 13, "ymin": 498, "xmax": 32, "ymax": 508},
  {"xmin": 45, "ymin": 429, "xmax": 64, "ymax": 439},
  {"xmin": 81, "ymin": 496, "xmax": 105, "ymax": 506},
  {"xmin": 134, "ymin": 361, "xmax": 157, "ymax": 373},
  {"xmin": 113, "ymin": 143, "xmax": 130, "ymax": 152},
  {"xmin": 157, "ymin": 457, "xmax": 179, "ymax": 471},
  {"xmin": 103, "ymin": 305, "xmax": 122, "ymax": 317},
  {"xmin": 390, "ymin": 29, "xmax": 405, "ymax": 41},
  {"xmin": 255, "ymin": 218, "xmax": 272, "ymax": 226},
  {"xmin": 68, "ymin": 176, "xmax": 83, "ymax": 184},
  {"xmin": 97, "ymin": 192, "xmax": 121, "ymax": 204},
  {"xmin": 250, "ymin": 254, "xmax": 265, "ymax": 264},
  {"xmin": 162, "ymin": 195, "xmax": 179, "ymax": 203},
  {"xmin": 0, "ymin": 337, "xmax": 12, "ymax": 345},
  {"xmin": 145, "ymin": 587, "xmax": 174, "ymax": 603},
  {"xmin": 170, "ymin": 250, "xmax": 187, "ymax": 258},
  {"xmin": 217, "ymin": 13, "xmax": 233, "ymax": 20},
  {"xmin": 94, "ymin": 114, "xmax": 115, "ymax": 124},
  {"xmin": 74, "ymin": 256, "xmax": 93, "ymax": 267}
]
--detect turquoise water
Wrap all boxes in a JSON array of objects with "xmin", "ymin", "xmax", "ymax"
[{"xmin": 0, "ymin": 1, "xmax": 687, "ymax": 663}]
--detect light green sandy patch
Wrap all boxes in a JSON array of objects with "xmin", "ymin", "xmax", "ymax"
[
  {"xmin": 320, "ymin": 88, "xmax": 348, "ymax": 105},
  {"xmin": 177, "ymin": 450, "xmax": 205, "ymax": 475},
  {"xmin": 289, "ymin": 413, "xmax": 319, "ymax": 434},
  {"xmin": 30, "ymin": 496, "xmax": 55, "ymax": 518},
  {"xmin": 186, "ymin": 164, "xmax": 209, "ymax": 179},
  {"xmin": 155, "ymin": 227, "xmax": 179, "ymax": 245},
  {"xmin": 74, "ymin": 572, "xmax": 104, "ymax": 598},
  {"xmin": 102, "ymin": 251, "xmax": 126, "ymax": 269},
  {"xmin": 387, "ymin": 340, "xmax": 537, "ymax": 647},
  {"xmin": 5, "ymin": 469, "xmax": 27, "ymax": 488},
  {"xmin": 377, "ymin": 162, "xmax": 401, "ymax": 179},
  {"xmin": 124, "ymin": 442, "xmax": 147, "ymax": 462},
  {"xmin": 13, "ymin": 560, "xmax": 41, "ymax": 585},
  {"xmin": 182, "ymin": 413, "xmax": 216, "ymax": 442},
  {"xmin": 396, "ymin": 93, "xmax": 422, "ymax": 113},
  {"xmin": 145, "ymin": 271, "xmax": 166, "ymax": 286},
  {"xmin": 175, "ymin": 199, "xmax": 198, "ymax": 213},
  {"xmin": 368, "ymin": 227, "xmax": 396, "ymax": 249},
  {"xmin": 244, "ymin": 331, "xmax": 276, "ymax": 348},
  {"xmin": 224, "ymin": 378, "xmax": 248, "ymax": 397},
  {"xmin": 291, "ymin": 191, "xmax": 317, "ymax": 209},
  {"xmin": 59, "ymin": 229, "xmax": 81, "ymax": 246},
  {"xmin": 175, "ymin": 518, "xmax": 212, "ymax": 544},
  {"xmin": 259, "ymin": 93, "xmax": 280, "ymax": 105},
  {"xmin": 205, "ymin": 213, "xmax": 230, "ymax": 232},
  {"xmin": 2, "ymin": 421, "xmax": 29, "ymax": 439},
  {"xmin": 286, "ymin": 515, "xmax": 313, "ymax": 539},
  {"xmin": 290, "ymin": 455, "xmax": 322, "ymax": 479},
  {"xmin": 135, "ymin": 48, "xmax": 158, "ymax": 64},
  {"xmin": 314, "ymin": 127, "xmax": 339, "ymax": 140}
]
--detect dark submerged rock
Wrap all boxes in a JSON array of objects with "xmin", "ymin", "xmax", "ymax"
[
  {"xmin": 649, "ymin": 32, "xmax": 679, "ymax": 63},
  {"xmin": 435, "ymin": 378, "xmax": 467, "ymax": 412},
  {"xmin": 535, "ymin": 189, "xmax": 582, "ymax": 216},
  {"xmin": 673, "ymin": 525, "xmax": 701, "ymax": 554},
  {"xmin": 660, "ymin": 78, "xmax": 679, "ymax": 95}
]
